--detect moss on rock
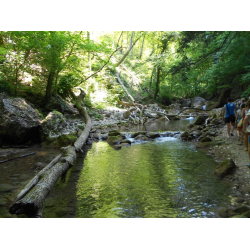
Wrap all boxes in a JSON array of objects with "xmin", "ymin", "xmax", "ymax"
[{"xmin": 214, "ymin": 158, "xmax": 236, "ymax": 178}]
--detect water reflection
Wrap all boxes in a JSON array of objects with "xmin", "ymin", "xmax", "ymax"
[
  {"xmin": 76, "ymin": 138, "xmax": 231, "ymax": 218},
  {"xmin": 129, "ymin": 118, "xmax": 195, "ymax": 132}
]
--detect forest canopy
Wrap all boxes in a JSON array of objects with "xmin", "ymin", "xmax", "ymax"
[{"xmin": 1, "ymin": 31, "xmax": 250, "ymax": 108}]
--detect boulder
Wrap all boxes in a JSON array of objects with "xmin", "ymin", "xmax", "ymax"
[
  {"xmin": 232, "ymin": 205, "xmax": 250, "ymax": 214},
  {"xmin": 182, "ymin": 99, "xmax": 192, "ymax": 107},
  {"xmin": 123, "ymin": 111, "xmax": 131, "ymax": 119},
  {"xmin": 191, "ymin": 97, "xmax": 206, "ymax": 108},
  {"xmin": 108, "ymin": 130, "xmax": 121, "ymax": 136},
  {"xmin": 45, "ymin": 95, "xmax": 78, "ymax": 114},
  {"xmin": 134, "ymin": 135, "xmax": 149, "ymax": 141},
  {"xmin": 40, "ymin": 111, "xmax": 84, "ymax": 147},
  {"xmin": 193, "ymin": 115, "xmax": 208, "ymax": 125},
  {"xmin": 107, "ymin": 135, "xmax": 123, "ymax": 145},
  {"xmin": 148, "ymin": 132, "xmax": 160, "ymax": 139},
  {"xmin": 0, "ymin": 93, "xmax": 42, "ymax": 144},
  {"xmin": 131, "ymin": 131, "xmax": 147, "ymax": 138},
  {"xmin": 214, "ymin": 158, "xmax": 236, "ymax": 178},
  {"xmin": 181, "ymin": 131, "xmax": 189, "ymax": 139},
  {"xmin": 209, "ymin": 108, "xmax": 223, "ymax": 118},
  {"xmin": 200, "ymin": 137, "xmax": 212, "ymax": 142}
]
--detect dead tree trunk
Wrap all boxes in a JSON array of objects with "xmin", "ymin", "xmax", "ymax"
[{"xmin": 9, "ymin": 88, "xmax": 92, "ymax": 218}]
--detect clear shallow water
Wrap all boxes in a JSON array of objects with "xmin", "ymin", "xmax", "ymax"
[
  {"xmin": 75, "ymin": 138, "xmax": 231, "ymax": 218},
  {"xmin": 0, "ymin": 118, "xmax": 232, "ymax": 218}
]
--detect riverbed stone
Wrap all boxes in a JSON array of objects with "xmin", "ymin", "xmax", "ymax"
[
  {"xmin": 148, "ymin": 132, "xmax": 160, "ymax": 139},
  {"xmin": 123, "ymin": 111, "xmax": 131, "ymax": 119},
  {"xmin": 120, "ymin": 139, "xmax": 131, "ymax": 144},
  {"xmin": 0, "ymin": 93, "xmax": 42, "ymax": 144},
  {"xmin": 200, "ymin": 137, "xmax": 212, "ymax": 142},
  {"xmin": 242, "ymin": 211, "xmax": 250, "ymax": 218},
  {"xmin": 107, "ymin": 135, "xmax": 123, "ymax": 145},
  {"xmin": 134, "ymin": 135, "xmax": 149, "ymax": 141},
  {"xmin": 193, "ymin": 115, "xmax": 208, "ymax": 125},
  {"xmin": 108, "ymin": 130, "xmax": 121, "ymax": 136},
  {"xmin": 131, "ymin": 131, "xmax": 147, "ymax": 138},
  {"xmin": 181, "ymin": 131, "xmax": 189, "ymax": 139},
  {"xmin": 214, "ymin": 158, "xmax": 236, "ymax": 178},
  {"xmin": 231, "ymin": 215, "xmax": 247, "ymax": 218},
  {"xmin": 232, "ymin": 205, "xmax": 250, "ymax": 214}
]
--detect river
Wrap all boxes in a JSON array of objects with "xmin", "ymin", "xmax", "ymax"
[{"xmin": 0, "ymin": 118, "xmax": 232, "ymax": 218}]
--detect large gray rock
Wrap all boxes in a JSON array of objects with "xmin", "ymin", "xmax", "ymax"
[
  {"xmin": 209, "ymin": 108, "xmax": 223, "ymax": 118},
  {"xmin": 192, "ymin": 97, "xmax": 206, "ymax": 108},
  {"xmin": 193, "ymin": 115, "xmax": 208, "ymax": 125},
  {"xmin": 40, "ymin": 111, "xmax": 85, "ymax": 147},
  {"xmin": 45, "ymin": 95, "xmax": 78, "ymax": 114},
  {"xmin": 182, "ymin": 99, "xmax": 192, "ymax": 107},
  {"xmin": 0, "ymin": 93, "xmax": 42, "ymax": 144}
]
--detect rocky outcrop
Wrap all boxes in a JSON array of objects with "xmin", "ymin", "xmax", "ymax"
[
  {"xmin": 0, "ymin": 93, "xmax": 42, "ymax": 144},
  {"xmin": 191, "ymin": 97, "xmax": 206, "ymax": 108},
  {"xmin": 40, "ymin": 111, "xmax": 85, "ymax": 147},
  {"xmin": 45, "ymin": 95, "xmax": 79, "ymax": 114},
  {"xmin": 193, "ymin": 115, "xmax": 208, "ymax": 125}
]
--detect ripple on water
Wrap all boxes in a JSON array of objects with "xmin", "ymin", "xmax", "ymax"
[{"xmin": 75, "ymin": 139, "xmax": 232, "ymax": 218}]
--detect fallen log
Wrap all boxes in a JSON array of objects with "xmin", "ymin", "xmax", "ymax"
[
  {"xmin": 9, "ymin": 87, "xmax": 92, "ymax": 218},
  {"xmin": 0, "ymin": 152, "xmax": 36, "ymax": 164}
]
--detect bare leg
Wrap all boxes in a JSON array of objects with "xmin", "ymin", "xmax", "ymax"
[
  {"xmin": 226, "ymin": 123, "xmax": 231, "ymax": 137},
  {"xmin": 231, "ymin": 123, "xmax": 235, "ymax": 134},
  {"xmin": 244, "ymin": 132, "xmax": 248, "ymax": 150}
]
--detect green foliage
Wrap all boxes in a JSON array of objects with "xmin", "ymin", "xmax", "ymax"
[
  {"xmin": 57, "ymin": 73, "xmax": 79, "ymax": 99},
  {"xmin": 0, "ymin": 80, "xmax": 11, "ymax": 94}
]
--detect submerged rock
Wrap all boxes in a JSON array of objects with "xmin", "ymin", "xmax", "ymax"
[{"xmin": 0, "ymin": 93, "xmax": 42, "ymax": 144}]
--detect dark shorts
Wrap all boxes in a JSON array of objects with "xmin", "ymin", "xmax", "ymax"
[
  {"xmin": 225, "ymin": 116, "xmax": 236, "ymax": 123},
  {"xmin": 249, "ymin": 135, "xmax": 250, "ymax": 143}
]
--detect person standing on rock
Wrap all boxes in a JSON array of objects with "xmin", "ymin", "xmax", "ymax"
[
  {"xmin": 243, "ymin": 111, "xmax": 250, "ymax": 167},
  {"xmin": 241, "ymin": 100, "xmax": 250, "ymax": 150},
  {"xmin": 236, "ymin": 103, "xmax": 245, "ymax": 142},
  {"xmin": 222, "ymin": 98, "xmax": 236, "ymax": 138}
]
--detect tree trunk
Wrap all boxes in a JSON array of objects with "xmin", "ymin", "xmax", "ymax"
[
  {"xmin": 115, "ymin": 32, "xmax": 144, "ymax": 67},
  {"xmin": 154, "ymin": 66, "xmax": 161, "ymax": 99},
  {"xmin": 139, "ymin": 33, "xmax": 146, "ymax": 59},
  {"xmin": 9, "ymin": 88, "xmax": 92, "ymax": 218},
  {"xmin": 116, "ymin": 72, "xmax": 135, "ymax": 103},
  {"xmin": 45, "ymin": 70, "xmax": 55, "ymax": 103}
]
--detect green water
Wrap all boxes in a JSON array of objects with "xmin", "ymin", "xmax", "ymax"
[
  {"xmin": 0, "ymin": 118, "xmax": 232, "ymax": 218},
  {"xmin": 75, "ymin": 138, "xmax": 231, "ymax": 218}
]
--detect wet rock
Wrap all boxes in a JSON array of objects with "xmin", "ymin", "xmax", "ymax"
[
  {"xmin": 231, "ymin": 215, "xmax": 247, "ymax": 218},
  {"xmin": 218, "ymin": 207, "xmax": 229, "ymax": 218},
  {"xmin": 181, "ymin": 131, "xmax": 189, "ymax": 139},
  {"xmin": 0, "ymin": 93, "xmax": 42, "ymax": 144},
  {"xmin": 200, "ymin": 137, "xmax": 212, "ymax": 142},
  {"xmin": 193, "ymin": 115, "xmax": 208, "ymax": 125},
  {"xmin": 107, "ymin": 135, "xmax": 123, "ymax": 145},
  {"xmin": 108, "ymin": 130, "xmax": 121, "ymax": 136},
  {"xmin": 242, "ymin": 211, "xmax": 250, "ymax": 218},
  {"xmin": 232, "ymin": 205, "xmax": 250, "ymax": 214},
  {"xmin": 131, "ymin": 131, "xmax": 147, "ymax": 138},
  {"xmin": 148, "ymin": 132, "xmax": 160, "ymax": 139},
  {"xmin": 214, "ymin": 158, "xmax": 236, "ymax": 178},
  {"xmin": 134, "ymin": 135, "xmax": 149, "ymax": 141},
  {"xmin": 120, "ymin": 139, "xmax": 131, "ymax": 144},
  {"xmin": 114, "ymin": 145, "xmax": 122, "ymax": 150}
]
